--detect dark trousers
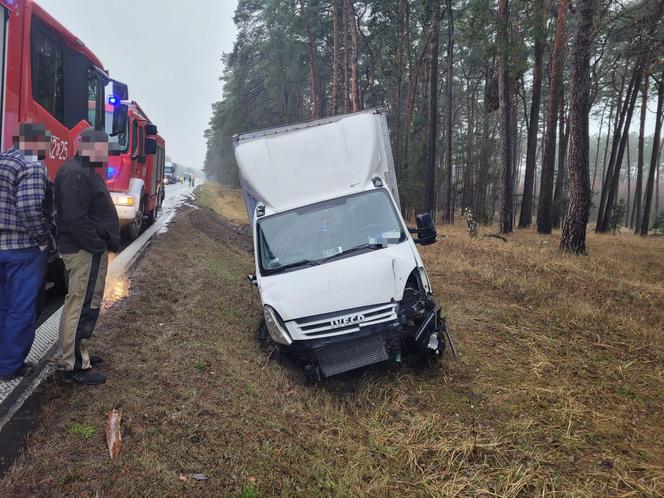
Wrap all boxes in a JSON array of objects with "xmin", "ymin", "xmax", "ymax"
[{"xmin": 0, "ymin": 246, "xmax": 48, "ymax": 376}]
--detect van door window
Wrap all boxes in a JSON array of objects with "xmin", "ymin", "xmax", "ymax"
[{"xmin": 31, "ymin": 30, "xmax": 64, "ymax": 123}]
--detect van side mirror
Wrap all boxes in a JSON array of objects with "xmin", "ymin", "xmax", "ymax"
[
  {"xmin": 144, "ymin": 138, "xmax": 157, "ymax": 155},
  {"xmin": 145, "ymin": 124, "xmax": 158, "ymax": 136},
  {"xmin": 409, "ymin": 212, "xmax": 437, "ymax": 245}
]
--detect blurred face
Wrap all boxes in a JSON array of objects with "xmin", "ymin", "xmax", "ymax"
[
  {"xmin": 80, "ymin": 139, "xmax": 109, "ymax": 164},
  {"xmin": 16, "ymin": 124, "xmax": 51, "ymax": 160}
]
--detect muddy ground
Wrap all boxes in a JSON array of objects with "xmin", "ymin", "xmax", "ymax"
[{"xmin": 1, "ymin": 185, "xmax": 663, "ymax": 497}]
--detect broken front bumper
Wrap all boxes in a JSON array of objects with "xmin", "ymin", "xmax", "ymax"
[{"xmin": 289, "ymin": 306, "xmax": 446, "ymax": 377}]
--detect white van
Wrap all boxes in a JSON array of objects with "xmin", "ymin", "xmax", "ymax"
[{"xmin": 234, "ymin": 108, "xmax": 447, "ymax": 378}]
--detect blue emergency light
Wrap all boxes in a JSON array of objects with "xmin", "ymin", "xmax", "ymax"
[{"xmin": 108, "ymin": 96, "xmax": 119, "ymax": 106}]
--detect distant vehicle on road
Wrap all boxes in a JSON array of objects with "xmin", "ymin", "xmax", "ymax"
[
  {"xmin": 105, "ymin": 102, "xmax": 165, "ymax": 241},
  {"xmin": 164, "ymin": 161, "xmax": 179, "ymax": 184},
  {"xmin": 0, "ymin": 0, "xmax": 129, "ymax": 292},
  {"xmin": 235, "ymin": 108, "xmax": 446, "ymax": 380}
]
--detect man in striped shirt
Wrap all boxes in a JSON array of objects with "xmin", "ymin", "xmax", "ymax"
[{"xmin": 0, "ymin": 123, "xmax": 53, "ymax": 381}]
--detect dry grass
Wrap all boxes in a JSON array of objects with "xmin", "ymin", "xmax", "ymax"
[
  {"xmin": 196, "ymin": 182, "xmax": 249, "ymax": 223},
  {"xmin": 1, "ymin": 184, "xmax": 663, "ymax": 497}
]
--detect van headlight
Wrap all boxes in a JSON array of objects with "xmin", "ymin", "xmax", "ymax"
[{"xmin": 263, "ymin": 305, "xmax": 292, "ymax": 345}]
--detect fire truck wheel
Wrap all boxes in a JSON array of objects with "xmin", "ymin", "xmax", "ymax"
[
  {"xmin": 126, "ymin": 196, "xmax": 145, "ymax": 241},
  {"xmin": 146, "ymin": 203, "xmax": 159, "ymax": 226}
]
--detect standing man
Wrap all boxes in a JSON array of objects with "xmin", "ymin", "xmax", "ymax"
[
  {"xmin": 55, "ymin": 128, "xmax": 120, "ymax": 385},
  {"xmin": 0, "ymin": 123, "xmax": 53, "ymax": 381}
]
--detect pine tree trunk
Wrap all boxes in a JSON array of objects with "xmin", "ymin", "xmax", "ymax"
[
  {"xmin": 299, "ymin": 0, "xmax": 320, "ymax": 119},
  {"xmin": 553, "ymin": 101, "xmax": 569, "ymax": 229},
  {"xmin": 639, "ymin": 69, "xmax": 664, "ymax": 235},
  {"xmin": 599, "ymin": 89, "xmax": 617, "ymax": 195},
  {"xmin": 560, "ymin": 0, "xmax": 595, "ymax": 253},
  {"xmin": 391, "ymin": 0, "xmax": 408, "ymax": 174},
  {"xmin": 342, "ymin": 3, "xmax": 351, "ymax": 113},
  {"xmin": 597, "ymin": 71, "xmax": 632, "ymax": 228},
  {"xmin": 464, "ymin": 82, "xmax": 476, "ymax": 210},
  {"xmin": 424, "ymin": 0, "xmax": 441, "ymax": 214},
  {"xmin": 537, "ymin": 0, "xmax": 568, "ymax": 234},
  {"xmin": 599, "ymin": 65, "xmax": 644, "ymax": 232},
  {"xmin": 598, "ymin": 1, "xmax": 662, "ymax": 231},
  {"xmin": 497, "ymin": 0, "xmax": 513, "ymax": 234},
  {"xmin": 518, "ymin": 0, "xmax": 545, "ymax": 229},
  {"xmin": 402, "ymin": 38, "xmax": 429, "ymax": 175},
  {"xmin": 656, "ymin": 144, "xmax": 661, "ymax": 214},
  {"xmin": 513, "ymin": 110, "xmax": 522, "ymax": 226},
  {"xmin": 344, "ymin": 0, "xmax": 362, "ymax": 112},
  {"xmin": 444, "ymin": 0, "xmax": 454, "ymax": 224},
  {"xmin": 475, "ymin": 65, "xmax": 493, "ymax": 222},
  {"xmin": 625, "ymin": 139, "xmax": 631, "ymax": 226},
  {"xmin": 330, "ymin": 0, "xmax": 340, "ymax": 116},
  {"xmin": 591, "ymin": 98, "xmax": 609, "ymax": 194},
  {"xmin": 633, "ymin": 66, "xmax": 648, "ymax": 232}
]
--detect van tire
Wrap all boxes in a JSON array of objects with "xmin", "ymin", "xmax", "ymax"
[
  {"xmin": 256, "ymin": 320, "xmax": 285, "ymax": 355},
  {"xmin": 256, "ymin": 320, "xmax": 271, "ymax": 351}
]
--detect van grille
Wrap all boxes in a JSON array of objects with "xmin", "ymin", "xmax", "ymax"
[
  {"xmin": 317, "ymin": 333, "xmax": 390, "ymax": 377},
  {"xmin": 292, "ymin": 303, "xmax": 397, "ymax": 339}
]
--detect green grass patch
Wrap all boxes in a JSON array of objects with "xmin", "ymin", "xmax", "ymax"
[
  {"xmin": 69, "ymin": 423, "xmax": 96, "ymax": 439},
  {"xmin": 235, "ymin": 485, "xmax": 261, "ymax": 498}
]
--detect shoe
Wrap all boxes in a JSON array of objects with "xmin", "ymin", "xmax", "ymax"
[
  {"xmin": 90, "ymin": 355, "xmax": 104, "ymax": 366},
  {"xmin": 66, "ymin": 368, "xmax": 106, "ymax": 386},
  {"xmin": 0, "ymin": 362, "xmax": 35, "ymax": 381}
]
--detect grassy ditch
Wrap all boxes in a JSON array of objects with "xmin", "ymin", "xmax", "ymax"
[{"xmin": 1, "ymin": 184, "xmax": 662, "ymax": 497}]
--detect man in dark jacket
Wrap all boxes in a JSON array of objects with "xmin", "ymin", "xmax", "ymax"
[
  {"xmin": 0, "ymin": 123, "xmax": 53, "ymax": 381},
  {"xmin": 54, "ymin": 128, "xmax": 120, "ymax": 385}
]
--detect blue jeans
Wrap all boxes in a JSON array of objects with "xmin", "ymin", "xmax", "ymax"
[{"xmin": 0, "ymin": 246, "xmax": 48, "ymax": 376}]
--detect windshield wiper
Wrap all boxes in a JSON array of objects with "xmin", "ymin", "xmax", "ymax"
[
  {"xmin": 322, "ymin": 243, "xmax": 384, "ymax": 262},
  {"xmin": 267, "ymin": 259, "xmax": 321, "ymax": 274}
]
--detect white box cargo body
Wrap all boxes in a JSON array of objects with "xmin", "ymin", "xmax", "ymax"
[
  {"xmin": 234, "ymin": 109, "xmax": 445, "ymax": 379},
  {"xmin": 235, "ymin": 109, "xmax": 400, "ymax": 223}
]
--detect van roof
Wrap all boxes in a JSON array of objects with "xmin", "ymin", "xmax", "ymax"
[{"xmin": 234, "ymin": 108, "xmax": 400, "ymax": 222}]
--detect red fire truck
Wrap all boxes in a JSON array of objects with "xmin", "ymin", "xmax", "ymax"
[
  {"xmin": 105, "ymin": 102, "xmax": 165, "ymax": 241},
  {"xmin": 0, "ymin": 0, "xmax": 129, "ymax": 289}
]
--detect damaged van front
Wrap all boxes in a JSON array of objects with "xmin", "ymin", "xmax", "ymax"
[{"xmin": 234, "ymin": 109, "xmax": 447, "ymax": 378}]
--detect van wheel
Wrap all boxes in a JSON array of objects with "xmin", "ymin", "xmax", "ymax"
[
  {"xmin": 256, "ymin": 320, "xmax": 271, "ymax": 351},
  {"xmin": 256, "ymin": 320, "xmax": 284, "ymax": 355}
]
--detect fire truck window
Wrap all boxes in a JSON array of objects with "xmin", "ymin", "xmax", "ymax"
[
  {"xmin": 32, "ymin": 30, "xmax": 64, "ymax": 123},
  {"xmin": 87, "ymin": 69, "xmax": 100, "ymax": 126},
  {"xmin": 131, "ymin": 120, "xmax": 139, "ymax": 155},
  {"xmin": 139, "ymin": 126, "xmax": 145, "ymax": 156}
]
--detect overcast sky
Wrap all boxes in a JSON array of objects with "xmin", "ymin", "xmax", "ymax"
[
  {"xmin": 31, "ymin": 1, "xmax": 659, "ymax": 169},
  {"xmin": 38, "ymin": 0, "xmax": 239, "ymax": 170}
]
